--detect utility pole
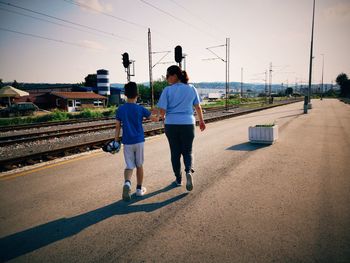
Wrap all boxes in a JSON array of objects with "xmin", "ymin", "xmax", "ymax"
[
  {"xmin": 127, "ymin": 68, "xmax": 130, "ymax": 82},
  {"xmin": 240, "ymin": 67, "xmax": 243, "ymax": 98},
  {"xmin": 321, "ymin": 53, "xmax": 324, "ymax": 100},
  {"xmin": 204, "ymin": 37, "xmax": 230, "ymax": 111},
  {"xmin": 148, "ymin": 28, "xmax": 154, "ymax": 108},
  {"xmin": 269, "ymin": 62, "xmax": 273, "ymax": 102},
  {"xmin": 307, "ymin": 0, "xmax": 316, "ymax": 109},
  {"xmin": 265, "ymin": 70, "xmax": 268, "ymax": 103},
  {"xmin": 183, "ymin": 54, "xmax": 187, "ymax": 71},
  {"xmin": 148, "ymin": 28, "xmax": 171, "ymax": 108},
  {"xmin": 225, "ymin": 38, "xmax": 230, "ymax": 111}
]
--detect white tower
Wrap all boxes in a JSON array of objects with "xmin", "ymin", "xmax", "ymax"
[{"xmin": 97, "ymin": 69, "xmax": 110, "ymax": 96}]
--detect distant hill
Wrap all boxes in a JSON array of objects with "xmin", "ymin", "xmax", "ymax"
[
  {"xmin": 1, "ymin": 82, "xmax": 74, "ymax": 90},
  {"xmin": 2, "ymin": 81, "xmax": 332, "ymax": 94}
]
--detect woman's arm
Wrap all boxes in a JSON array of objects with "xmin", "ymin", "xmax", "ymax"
[{"xmin": 194, "ymin": 104, "xmax": 206, "ymax": 131}]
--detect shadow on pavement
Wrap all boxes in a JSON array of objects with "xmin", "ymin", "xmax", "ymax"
[
  {"xmin": 226, "ymin": 142, "xmax": 270, "ymax": 151},
  {"xmin": 235, "ymin": 109, "xmax": 303, "ymax": 120},
  {"xmin": 277, "ymin": 113, "xmax": 303, "ymax": 119},
  {"xmin": 0, "ymin": 183, "xmax": 186, "ymax": 262}
]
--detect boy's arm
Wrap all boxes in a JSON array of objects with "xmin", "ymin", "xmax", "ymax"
[{"xmin": 115, "ymin": 120, "xmax": 121, "ymax": 141}]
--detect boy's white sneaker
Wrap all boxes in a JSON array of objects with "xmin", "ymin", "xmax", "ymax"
[
  {"xmin": 136, "ymin": 187, "xmax": 147, "ymax": 197},
  {"xmin": 122, "ymin": 183, "xmax": 131, "ymax": 201}
]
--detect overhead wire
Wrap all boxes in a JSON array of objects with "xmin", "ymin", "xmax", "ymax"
[
  {"xmin": 0, "ymin": 27, "xmax": 103, "ymax": 50},
  {"xmin": 139, "ymin": 0, "xmax": 219, "ymax": 41},
  {"xmin": 0, "ymin": 1, "xmax": 141, "ymax": 44},
  {"xmin": 0, "ymin": 7, "xmax": 124, "ymax": 43},
  {"xmin": 62, "ymin": 0, "xmax": 168, "ymax": 48},
  {"xmin": 63, "ymin": 0, "xmax": 148, "ymax": 30},
  {"xmin": 168, "ymin": 0, "xmax": 226, "ymax": 38}
]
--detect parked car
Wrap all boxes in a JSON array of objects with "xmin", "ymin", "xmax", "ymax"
[{"xmin": 0, "ymin": 102, "xmax": 39, "ymax": 117}]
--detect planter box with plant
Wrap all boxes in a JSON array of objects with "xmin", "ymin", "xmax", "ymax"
[{"xmin": 248, "ymin": 123, "xmax": 278, "ymax": 144}]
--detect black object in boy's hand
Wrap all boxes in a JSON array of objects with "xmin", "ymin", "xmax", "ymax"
[{"xmin": 102, "ymin": 140, "xmax": 121, "ymax": 154}]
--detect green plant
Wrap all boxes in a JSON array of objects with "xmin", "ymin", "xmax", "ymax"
[
  {"xmin": 255, "ymin": 123, "xmax": 275, "ymax": 127},
  {"xmin": 102, "ymin": 106, "xmax": 117, "ymax": 117},
  {"xmin": 77, "ymin": 108, "xmax": 104, "ymax": 119}
]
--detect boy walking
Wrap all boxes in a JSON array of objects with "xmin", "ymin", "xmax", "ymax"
[{"xmin": 115, "ymin": 82, "xmax": 154, "ymax": 201}]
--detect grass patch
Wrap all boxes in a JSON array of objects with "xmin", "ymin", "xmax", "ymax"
[
  {"xmin": 201, "ymin": 97, "xmax": 266, "ymax": 108},
  {"xmin": 0, "ymin": 106, "xmax": 117, "ymax": 126}
]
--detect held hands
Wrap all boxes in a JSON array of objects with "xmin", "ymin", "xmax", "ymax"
[
  {"xmin": 150, "ymin": 115, "xmax": 159, "ymax": 122},
  {"xmin": 150, "ymin": 108, "xmax": 160, "ymax": 122}
]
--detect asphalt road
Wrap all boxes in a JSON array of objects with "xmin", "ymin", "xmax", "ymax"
[{"xmin": 0, "ymin": 99, "xmax": 349, "ymax": 263}]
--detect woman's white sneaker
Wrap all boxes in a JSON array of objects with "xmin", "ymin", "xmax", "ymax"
[{"xmin": 136, "ymin": 187, "xmax": 147, "ymax": 197}]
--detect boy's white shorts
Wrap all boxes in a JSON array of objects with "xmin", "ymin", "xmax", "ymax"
[{"xmin": 123, "ymin": 142, "xmax": 144, "ymax": 170}]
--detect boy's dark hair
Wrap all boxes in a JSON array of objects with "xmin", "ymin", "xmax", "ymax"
[{"xmin": 124, "ymin": 82, "xmax": 138, "ymax": 99}]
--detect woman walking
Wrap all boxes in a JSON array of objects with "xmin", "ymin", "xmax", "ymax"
[{"xmin": 157, "ymin": 65, "xmax": 206, "ymax": 191}]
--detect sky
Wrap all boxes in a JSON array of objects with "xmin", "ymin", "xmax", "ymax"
[{"xmin": 0, "ymin": 0, "xmax": 349, "ymax": 85}]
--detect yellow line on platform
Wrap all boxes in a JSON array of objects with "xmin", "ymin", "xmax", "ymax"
[{"xmin": 0, "ymin": 152, "xmax": 103, "ymax": 182}]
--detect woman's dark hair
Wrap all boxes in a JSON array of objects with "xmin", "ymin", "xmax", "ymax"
[
  {"xmin": 167, "ymin": 65, "xmax": 189, "ymax": 84},
  {"xmin": 124, "ymin": 81, "xmax": 138, "ymax": 99}
]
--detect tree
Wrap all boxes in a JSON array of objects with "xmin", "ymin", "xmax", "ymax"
[
  {"xmin": 153, "ymin": 79, "xmax": 168, "ymax": 101},
  {"xmin": 336, "ymin": 73, "xmax": 350, "ymax": 98},
  {"xmin": 137, "ymin": 79, "xmax": 168, "ymax": 104},
  {"xmin": 12, "ymin": 80, "xmax": 20, "ymax": 89},
  {"xmin": 0, "ymin": 78, "xmax": 3, "ymax": 88},
  {"xmin": 84, "ymin": 74, "xmax": 97, "ymax": 87},
  {"xmin": 285, "ymin": 87, "xmax": 293, "ymax": 96},
  {"xmin": 138, "ymin": 84, "xmax": 150, "ymax": 102},
  {"xmin": 325, "ymin": 88, "xmax": 337, "ymax": 98},
  {"xmin": 336, "ymin": 73, "xmax": 348, "ymax": 87}
]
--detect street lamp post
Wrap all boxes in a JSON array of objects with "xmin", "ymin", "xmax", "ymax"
[
  {"xmin": 241, "ymin": 67, "xmax": 243, "ymax": 98},
  {"xmin": 321, "ymin": 53, "xmax": 324, "ymax": 100},
  {"xmin": 307, "ymin": 0, "xmax": 316, "ymax": 110}
]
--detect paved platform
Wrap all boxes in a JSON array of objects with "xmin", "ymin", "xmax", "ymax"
[{"xmin": 0, "ymin": 99, "xmax": 349, "ymax": 262}]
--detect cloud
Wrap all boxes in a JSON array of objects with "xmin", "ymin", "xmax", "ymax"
[
  {"xmin": 76, "ymin": 0, "xmax": 113, "ymax": 13},
  {"xmin": 81, "ymin": 40, "xmax": 107, "ymax": 51},
  {"xmin": 324, "ymin": 2, "xmax": 350, "ymax": 19}
]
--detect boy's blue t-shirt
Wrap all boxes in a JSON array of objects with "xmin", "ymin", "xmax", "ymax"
[
  {"xmin": 116, "ymin": 103, "xmax": 151, "ymax": 145},
  {"xmin": 157, "ymin": 83, "xmax": 201, "ymax": 125}
]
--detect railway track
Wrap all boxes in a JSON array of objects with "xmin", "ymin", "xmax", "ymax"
[
  {"xmin": 0, "ymin": 122, "xmax": 117, "ymax": 146},
  {"xmin": 0, "ymin": 102, "xmax": 273, "ymax": 133},
  {"xmin": 0, "ymin": 105, "xmax": 239, "ymax": 133},
  {"xmin": 0, "ymin": 116, "xmax": 115, "ymax": 132},
  {"xmin": 0, "ymin": 99, "xmax": 302, "ymax": 172},
  {"xmin": 0, "ymin": 119, "xmax": 159, "ymax": 146},
  {"xmin": 0, "ymin": 105, "xmax": 241, "ymax": 146}
]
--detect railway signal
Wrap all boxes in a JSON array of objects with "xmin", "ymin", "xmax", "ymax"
[
  {"xmin": 122, "ymin": 52, "xmax": 135, "ymax": 82},
  {"xmin": 122, "ymin": 53, "xmax": 130, "ymax": 68},
  {"xmin": 174, "ymin": 45, "xmax": 183, "ymax": 67}
]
